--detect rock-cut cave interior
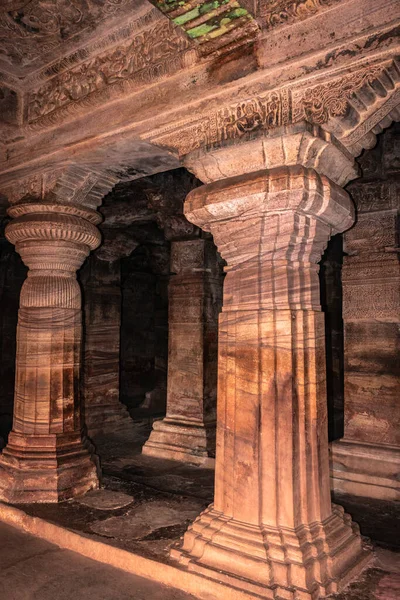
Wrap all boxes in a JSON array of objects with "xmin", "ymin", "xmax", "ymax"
[{"xmin": 0, "ymin": 1, "xmax": 399, "ymax": 599}]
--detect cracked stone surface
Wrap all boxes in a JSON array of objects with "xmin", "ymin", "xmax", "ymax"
[
  {"xmin": 90, "ymin": 499, "xmax": 203, "ymax": 540},
  {"xmin": 75, "ymin": 489, "xmax": 135, "ymax": 510}
]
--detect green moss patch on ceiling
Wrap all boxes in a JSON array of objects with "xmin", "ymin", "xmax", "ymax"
[{"xmin": 151, "ymin": 0, "xmax": 259, "ymax": 53}]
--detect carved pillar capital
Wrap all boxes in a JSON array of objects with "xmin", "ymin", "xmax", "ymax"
[
  {"xmin": 0, "ymin": 166, "xmax": 117, "ymax": 503},
  {"xmin": 172, "ymin": 136, "xmax": 370, "ymax": 597},
  {"xmin": 185, "ymin": 165, "xmax": 354, "ymax": 312},
  {"xmin": 5, "ymin": 203, "xmax": 101, "ymax": 312},
  {"xmin": 184, "ymin": 121, "xmax": 359, "ymax": 187},
  {"xmin": 6, "ymin": 202, "xmax": 101, "ymax": 268}
]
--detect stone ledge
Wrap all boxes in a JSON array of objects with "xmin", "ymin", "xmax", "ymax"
[
  {"xmin": 0, "ymin": 502, "xmax": 271, "ymax": 600},
  {"xmin": 330, "ymin": 440, "xmax": 400, "ymax": 502}
]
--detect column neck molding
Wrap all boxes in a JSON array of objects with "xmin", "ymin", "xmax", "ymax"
[
  {"xmin": 183, "ymin": 122, "xmax": 358, "ymax": 187},
  {"xmin": 184, "ymin": 164, "xmax": 354, "ymax": 312},
  {"xmin": 5, "ymin": 202, "xmax": 101, "ymax": 276}
]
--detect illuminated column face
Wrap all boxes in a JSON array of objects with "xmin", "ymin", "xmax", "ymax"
[
  {"xmin": 0, "ymin": 201, "xmax": 101, "ymax": 503},
  {"xmin": 171, "ymin": 131, "xmax": 371, "ymax": 599},
  {"xmin": 142, "ymin": 238, "xmax": 222, "ymax": 465}
]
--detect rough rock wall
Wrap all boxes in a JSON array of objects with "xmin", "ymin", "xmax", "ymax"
[
  {"xmin": 120, "ymin": 243, "xmax": 170, "ymax": 415},
  {"xmin": 343, "ymin": 123, "xmax": 400, "ymax": 447}
]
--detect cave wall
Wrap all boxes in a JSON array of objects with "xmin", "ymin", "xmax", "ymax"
[
  {"xmin": 343, "ymin": 123, "xmax": 400, "ymax": 447},
  {"xmin": 120, "ymin": 243, "xmax": 170, "ymax": 416}
]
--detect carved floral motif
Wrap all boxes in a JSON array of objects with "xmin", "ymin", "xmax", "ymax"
[
  {"xmin": 292, "ymin": 67, "xmax": 384, "ymax": 124},
  {"xmin": 217, "ymin": 90, "xmax": 291, "ymax": 141},
  {"xmin": 258, "ymin": 0, "xmax": 338, "ymax": 29}
]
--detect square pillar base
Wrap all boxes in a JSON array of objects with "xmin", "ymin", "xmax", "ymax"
[
  {"xmin": 330, "ymin": 439, "xmax": 400, "ymax": 501},
  {"xmin": 142, "ymin": 419, "xmax": 215, "ymax": 467},
  {"xmin": 171, "ymin": 505, "xmax": 372, "ymax": 600},
  {"xmin": 0, "ymin": 431, "xmax": 99, "ymax": 503}
]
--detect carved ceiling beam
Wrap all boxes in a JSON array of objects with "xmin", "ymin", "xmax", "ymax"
[
  {"xmin": 146, "ymin": 58, "xmax": 400, "ymax": 159},
  {"xmin": 150, "ymin": 0, "xmax": 259, "ymax": 55},
  {"xmin": 2, "ymin": 164, "xmax": 119, "ymax": 210}
]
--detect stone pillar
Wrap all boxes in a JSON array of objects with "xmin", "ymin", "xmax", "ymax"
[
  {"xmin": 81, "ymin": 254, "xmax": 132, "ymax": 436},
  {"xmin": 0, "ymin": 201, "xmax": 100, "ymax": 503},
  {"xmin": 331, "ymin": 179, "xmax": 400, "ymax": 500},
  {"xmin": 171, "ymin": 126, "xmax": 371, "ymax": 598},
  {"xmin": 143, "ymin": 238, "xmax": 222, "ymax": 465}
]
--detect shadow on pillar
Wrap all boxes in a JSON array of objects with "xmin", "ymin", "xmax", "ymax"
[
  {"xmin": 142, "ymin": 238, "xmax": 224, "ymax": 466},
  {"xmin": 319, "ymin": 233, "xmax": 345, "ymax": 442},
  {"xmin": 80, "ymin": 254, "xmax": 133, "ymax": 437}
]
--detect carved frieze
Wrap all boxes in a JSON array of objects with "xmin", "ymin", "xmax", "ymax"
[
  {"xmin": 345, "ymin": 213, "xmax": 397, "ymax": 253},
  {"xmin": 343, "ymin": 88, "xmax": 400, "ymax": 149},
  {"xmin": 258, "ymin": 0, "xmax": 340, "ymax": 30},
  {"xmin": 3, "ymin": 170, "xmax": 63, "ymax": 204},
  {"xmin": 149, "ymin": 63, "xmax": 396, "ymax": 157},
  {"xmin": 217, "ymin": 90, "xmax": 291, "ymax": 141},
  {"xmin": 342, "ymin": 254, "xmax": 400, "ymax": 321},
  {"xmin": 291, "ymin": 67, "xmax": 384, "ymax": 124},
  {"xmin": 3, "ymin": 164, "xmax": 118, "ymax": 210},
  {"xmin": 343, "ymin": 281, "xmax": 400, "ymax": 320},
  {"xmin": 348, "ymin": 181, "xmax": 400, "ymax": 214},
  {"xmin": 0, "ymin": 0, "xmax": 135, "ymax": 69},
  {"xmin": 27, "ymin": 19, "xmax": 194, "ymax": 123}
]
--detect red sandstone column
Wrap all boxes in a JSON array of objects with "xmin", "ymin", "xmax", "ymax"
[
  {"xmin": 0, "ymin": 201, "xmax": 100, "ymax": 502},
  {"xmin": 171, "ymin": 127, "xmax": 371, "ymax": 599},
  {"xmin": 82, "ymin": 254, "xmax": 132, "ymax": 435},
  {"xmin": 143, "ymin": 238, "xmax": 222, "ymax": 465}
]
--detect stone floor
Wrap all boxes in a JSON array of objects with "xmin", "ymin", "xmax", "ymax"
[
  {"xmin": 3, "ymin": 423, "xmax": 400, "ymax": 599},
  {"xmin": 0, "ymin": 522, "xmax": 197, "ymax": 600}
]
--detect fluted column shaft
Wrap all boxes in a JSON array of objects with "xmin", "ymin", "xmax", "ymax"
[
  {"xmin": 0, "ymin": 202, "xmax": 101, "ymax": 503},
  {"xmin": 172, "ymin": 158, "xmax": 370, "ymax": 599}
]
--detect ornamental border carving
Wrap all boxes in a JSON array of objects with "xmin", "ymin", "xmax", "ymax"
[
  {"xmin": 26, "ymin": 18, "xmax": 195, "ymax": 127},
  {"xmin": 146, "ymin": 60, "xmax": 400, "ymax": 157},
  {"xmin": 258, "ymin": 0, "xmax": 342, "ymax": 30},
  {"xmin": 344, "ymin": 87, "xmax": 400, "ymax": 146}
]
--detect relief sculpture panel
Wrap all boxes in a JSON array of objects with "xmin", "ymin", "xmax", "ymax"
[
  {"xmin": 27, "ymin": 19, "xmax": 193, "ymax": 123},
  {"xmin": 0, "ymin": 0, "xmax": 136, "ymax": 70}
]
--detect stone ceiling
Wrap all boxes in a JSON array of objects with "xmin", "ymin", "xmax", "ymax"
[
  {"xmin": 0, "ymin": 0, "xmax": 398, "ymax": 188},
  {"xmin": 0, "ymin": 0, "xmax": 341, "ymax": 81},
  {"xmin": 0, "ymin": 0, "xmax": 147, "ymax": 78}
]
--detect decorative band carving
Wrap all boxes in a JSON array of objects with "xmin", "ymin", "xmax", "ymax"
[
  {"xmin": 20, "ymin": 276, "xmax": 81, "ymax": 309},
  {"xmin": 6, "ymin": 213, "xmax": 100, "ymax": 251},
  {"xmin": 17, "ymin": 306, "xmax": 81, "ymax": 328}
]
